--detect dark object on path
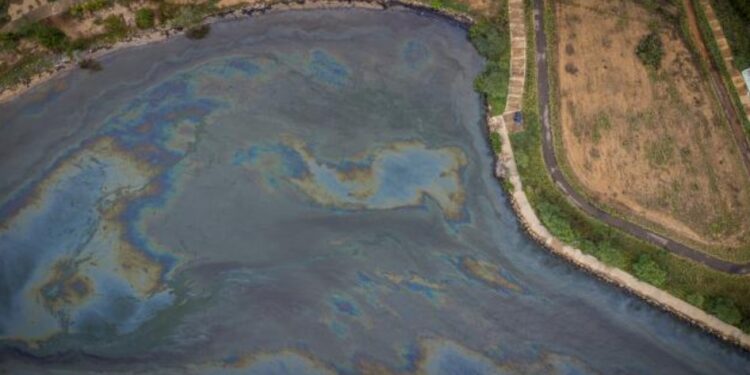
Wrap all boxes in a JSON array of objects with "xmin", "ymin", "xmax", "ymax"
[
  {"xmin": 513, "ymin": 111, "xmax": 523, "ymax": 124},
  {"xmin": 186, "ymin": 24, "xmax": 210, "ymax": 40},
  {"xmin": 79, "ymin": 58, "xmax": 102, "ymax": 72}
]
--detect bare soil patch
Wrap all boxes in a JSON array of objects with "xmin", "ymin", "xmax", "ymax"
[{"xmin": 555, "ymin": 0, "xmax": 750, "ymax": 262}]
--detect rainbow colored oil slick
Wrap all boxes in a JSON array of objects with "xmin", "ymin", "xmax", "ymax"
[{"xmin": 0, "ymin": 8, "xmax": 748, "ymax": 374}]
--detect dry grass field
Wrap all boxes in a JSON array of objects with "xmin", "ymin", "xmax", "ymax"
[{"xmin": 555, "ymin": 0, "xmax": 750, "ymax": 262}]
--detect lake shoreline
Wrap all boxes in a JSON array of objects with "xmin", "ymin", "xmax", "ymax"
[
  {"xmin": 3, "ymin": 0, "xmax": 749, "ymax": 356},
  {"xmin": 0, "ymin": 0, "xmax": 473, "ymax": 104}
]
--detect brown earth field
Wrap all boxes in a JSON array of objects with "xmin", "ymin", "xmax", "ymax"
[{"xmin": 554, "ymin": 0, "xmax": 750, "ymax": 263}]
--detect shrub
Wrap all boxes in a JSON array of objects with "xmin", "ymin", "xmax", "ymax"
[
  {"xmin": 17, "ymin": 23, "xmax": 69, "ymax": 52},
  {"xmin": 489, "ymin": 131, "xmax": 502, "ymax": 154},
  {"xmin": 0, "ymin": 54, "xmax": 53, "ymax": 89},
  {"xmin": 632, "ymin": 255, "xmax": 668, "ymax": 287},
  {"xmin": 469, "ymin": 16, "xmax": 510, "ymax": 115},
  {"xmin": 157, "ymin": 1, "xmax": 180, "ymax": 22},
  {"xmin": 185, "ymin": 24, "xmax": 210, "ymax": 40},
  {"xmin": 102, "ymin": 14, "xmax": 129, "ymax": 40},
  {"xmin": 429, "ymin": 0, "xmax": 469, "ymax": 13},
  {"xmin": 79, "ymin": 58, "xmax": 102, "ymax": 71},
  {"xmin": 135, "ymin": 8, "xmax": 155, "ymax": 29},
  {"xmin": 635, "ymin": 32, "xmax": 664, "ymax": 69},
  {"xmin": 686, "ymin": 293, "xmax": 706, "ymax": 308},
  {"xmin": 537, "ymin": 201, "xmax": 578, "ymax": 244},
  {"xmin": 168, "ymin": 2, "xmax": 216, "ymax": 29},
  {"xmin": 37, "ymin": 27, "xmax": 68, "ymax": 51},
  {"xmin": 0, "ymin": 0, "xmax": 9, "ymax": 28},
  {"xmin": 69, "ymin": 0, "xmax": 111, "ymax": 18},
  {"xmin": 469, "ymin": 18, "xmax": 508, "ymax": 61},
  {"xmin": 707, "ymin": 297, "xmax": 743, "ymax": 326},
  {"xmin": 475, "ymin": 61, "xmax": 509, "ymax": 113},
  {"xmin": 0, "ymin": 32, "xmax": 20, "ymax": 51},
  {"xmin": 593, "ymin": 242, "xmax": 628, "ymax": 269}
]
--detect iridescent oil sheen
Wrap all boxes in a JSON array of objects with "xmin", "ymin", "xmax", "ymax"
[{"xmin": 0, "ymin": 9, "xmax": 748, "ymax": 374}]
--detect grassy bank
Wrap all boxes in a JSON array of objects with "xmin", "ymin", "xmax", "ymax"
[
  {"xmin": 692, "ymin": 0, "xmax": 750, "ymax": 136},
  {"xmin": 509, "ymin": 0, "xmax": 750, "ymax": 332},
  {"xmin": 709, "ymin": 0, "xmax": 750, "ymax": 71}
]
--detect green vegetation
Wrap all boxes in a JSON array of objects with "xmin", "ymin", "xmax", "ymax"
[
  {"xmin": 16, "ymin": 22, "xmax": 69, "ymax": 52},
  {"xmin": 0, "ymin": 53, "xmax": 53, "ymax": 89},
  {"xmin": 101, "ymin": 14, "xmax": 129, "ymax": 40},
  {"xmin": 135, "ymin": 8, "xmax": 156, "ymax": 29},
  {"xmin": 0, "ymin": 32, "xmax": 20, "ymax": 51},
  {"xmin": 489, "ymin": 131, "xmax": 502, "ymax": 154},
  {"xmin": 185, "ymin": 24, "xmax": 210, "ymax": 40},
  {"xmin": 691, "ymin": 0, "xmax": 750, "ymax": 137},
  {"xmin": 633, "ymin": 255, "xmax": 668, "ymax": 287},
  {"xmin": 69, "ymin": 0, "xmax": 112, "ymax": 18},
  {"xmin": 635, "ymin": 32, "xmax": 664, "ymax": 69},
  {"xmin": 469, "ymin": 6, "xmax": 510, "ymax": 115},
  {"xmin": 708, "ymin": 297, "xmax": 743, "ymax": 325},
  {"xmin": 429, "ymin": 0, "xmax": 470, "ymax": 13},
  {"xmin": 161, "ymin": 1, "xmax": 217, "ymax": 29},
  {"xmin": 710, "ymin": 0, "xmax": 750, "ymax": 70},
  {"xmin": 509, "ymin": 0, "xmax": 750, "ymax": 333},
  {"xmin": 0, "ymin": 0, "xmax": 10, "ymax": 28}
]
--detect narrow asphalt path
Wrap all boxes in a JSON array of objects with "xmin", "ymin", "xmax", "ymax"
[{"xmin": 532, "ymin": 0, "xmax": 750, "ymax": 275}]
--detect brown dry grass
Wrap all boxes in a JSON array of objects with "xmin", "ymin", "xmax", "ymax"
[
  {"xmin": 8, "ymin": 0, "xmax": 49, "ymax": 21},
  {"xmin": 555, "ymin": 0, "xmax": 750, "ymax": 262}
]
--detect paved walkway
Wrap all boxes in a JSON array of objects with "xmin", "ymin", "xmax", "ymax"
[{"xmin": 490, "ymin": 0, "xmax": 750, "ymax": 350}]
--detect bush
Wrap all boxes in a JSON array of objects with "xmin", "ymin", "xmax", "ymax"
[
  {"xmin": 101, "ymin": 14, "xmax": 129, "ymax": 40},
  {"xmin": 475, "ymin": 61, "xmax": 510, "ymax": 113},
  {"xmin": 0, "ymin": 0, "xmax": 9, "ymax": 28},
  {"xmin": 0, "ymin": 54, "xmax": 53, "ymax": 89},
  {"xmin": 135, "ymin": 8, "xmax": 155, "ymax": 29},
  {"xmin": 707, "ymin": 297, "xmax": 743, "ymax": 326},
  {"xmin": 489, "ymin": 131, "xmax": 502, "ymax": 154},
  {"xmin": 537, "ymin": 201, "xmax": 578, "ymax": 244},
  {"xmin": 469, "ymin": 18, "xmax": 508, "ymax": 61},
  {"xmin": 429, "ymin": 0, "xmax": 469, "ymax": 13},
  {"xmin": 686, "ymin": 293, "xmax": 706, "ymax": 308},
  {"xmin": 632, "ymin": 255, "xmax": 668, "ymax": 287},
  {"xmin": 469, "ymin": 16, "xmax": 510, "ymax": 115},
  {"xmin": 37, "ymin": 27, "xmax": 68, "ymax": 51},
  {"xmin": 168, "ymin": 2, "xmax": 216, "ymax": 29},
  {"xmin": 0, "ymin": 32, "xmax": 20, "ymax": 51},
  {"xmin": 185, "ymin": 24, "xmax": 210, "ymax": 40},
  {"xmin": 69, "ymin": 0, "xmax": 111, "ymax": 18},
  {"xmin": 17, "ymin": 23, "xmax": 69, "ymax": 52},
  {"xmin": 635, "ymin": 32, "xmax": 664, "ymax": 69},
  {"xmin": 79, "ymin": 58, "xmax": 102, "ymax": 71},
  {"xmin": 593, "ymin": 242, "xmax": 628, "ymax": 269}
]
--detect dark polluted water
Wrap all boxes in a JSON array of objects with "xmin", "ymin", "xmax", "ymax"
[{"xmin": 0, "ymin": 8, "xmax": 748, "ymax": 374}]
